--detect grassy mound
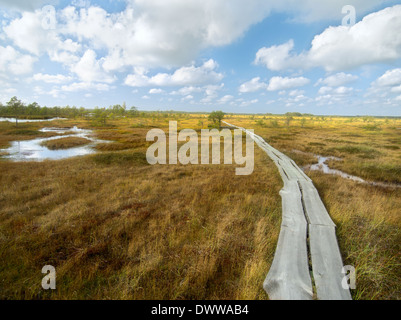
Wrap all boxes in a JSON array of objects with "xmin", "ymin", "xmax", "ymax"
[{"xmin": 41, "ymin": 137, "xmax": 91, "ymax": 150}]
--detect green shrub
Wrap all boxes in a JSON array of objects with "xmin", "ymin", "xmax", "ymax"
[{"xmin": 93, "ymin": 152, "xmax": 148, "ymax": 165}]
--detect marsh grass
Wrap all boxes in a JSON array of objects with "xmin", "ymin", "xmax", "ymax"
[
  {"xmin": 334, "ymin": 162, "xmax": 401, "ymax": 184},
  {"xmin": 0, "ymin": 120, "xmax": 77, "ymax": 148},
  {"xmin": 310, "ymin": 172, "xmax": 401, "ymax": 300},
  {"xmin": 40, "ymin": 137, "xmax": 91, "ymax": 150},
  {"xmin": 0, "ymin": 123, "xmax": 40, "ymax": 148},
  {"xmin": 226, "ymin": 115, "xmax": 401, "ymax": 300},
  {"xmin": 0, "ymin": 153, "xmax": 282, "ymax": 300},
  {"xmin": 8, "ymin": 129, "xmax": 40, "ymax": 136},
  {"xmin": 0, "ymin": 117, "xmax": 283, "ymax": 300},
  {"xmin": 0, "ymin": 114, "xmax": 400, "ymax": 300},
  {"xmin": 92, "ymin": 151, "xmax": 149, "ymax": 165}
]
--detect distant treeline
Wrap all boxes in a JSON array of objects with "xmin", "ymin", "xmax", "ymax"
[
  {"xmin": 0, "ymin": 96, "xmax": 87, "ymax": 118},
  {"xmin": 284, "ymin": 112, "xmax": 314, "ymax": 117},
  {"xmin": 1, "ymin": 96, "xmax": 399, "ymax": 120},
  {"xmin": 0, "ymin": 96, "xmax": 139, "ymax": 120},
  {"xmin": 0, "ymin": 97, "xmax": 198, "ymax": 125}
]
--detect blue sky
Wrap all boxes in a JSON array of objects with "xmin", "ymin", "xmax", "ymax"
[{"xmin": 0, "ymin": 0, "xmax": 400, "ymax": 115}]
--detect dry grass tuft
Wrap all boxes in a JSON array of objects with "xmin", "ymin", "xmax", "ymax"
[{"xmin": 41, "ymin": 137, "xmax": 91, "ymax": 150}]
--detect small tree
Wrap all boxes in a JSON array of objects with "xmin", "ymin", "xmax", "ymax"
[
  {"xmin": 255, "ymin": 119, "xmax": 266, "ymax": 127},
  {"xmin": 111, "ymin": 104, "xmax": 126, "ymax": 116},
  {"xmin": 93, "ymin": 107, "xmax": 108, "ymax": 126},
  {"xmin": 208, "ymin": 111, "xmax": 225, "ymax": 129},
  {"xmin": 7, "ymin": 96, "xmax": 24, "ymax": 126},
  {"xmin": 285, "ymin": 115, "xmax": 293, "ymax": 127},
  {"xmin": 270, "ymin": 119, "xmax": 279, "ymax": 128},
  {"xmin": 129, "ymin": 106, "xmax": 139, "ymax": 117}
]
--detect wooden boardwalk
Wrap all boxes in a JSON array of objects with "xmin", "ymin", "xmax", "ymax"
[{"xmin": 224, "ymin": 121, "xmax": 352, "ymax": 300}]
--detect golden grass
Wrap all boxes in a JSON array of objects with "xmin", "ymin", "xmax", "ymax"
[
  {"xmin": 0, "ymin": 117, "xmax": 283, "ymax": 300},
  {"xmin": 0, "ymin": 114, "xmax": 400, "ymax": 300},
  {"xmin": 311, "ymin": 172, "xmax": 401, "ymax": 300},
  {"xmin": 0, "ymin": 120, "xmax": 74, "ymax": 149},
  {"xmin": 40, "ymin": 137, "xmax": 91, "ymax": 150},
  {"xmin": 227, "ymin": 115, "xmax": 401, "ymax": 184},
  {"xmin": 226, "ymin": 114, "xmax": 401, "ymax": 300}
]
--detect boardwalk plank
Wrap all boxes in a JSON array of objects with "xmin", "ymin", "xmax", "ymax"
[
  {"xmin": 223, "ymin": 121, "xmax": 351, "ymax": 300},
  {"xmin": 263, "ymin": 180, "xmax": 313, "ymax": 300}
]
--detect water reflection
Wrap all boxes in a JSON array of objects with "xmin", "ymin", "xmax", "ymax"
[
  {"xmin": 299, "ymin": 151, "xmax": 401, "ymax": 189},
  {"xmin": 0, "ymin": 117, "xmax": 67, "ymax": 123},
  {"xmin": 308, "ymin": 156, "xmax": 365, "ymax": 183},
  {"xmin": 1, "ymin": 126, "xmax": 108, "ymax": 162}
]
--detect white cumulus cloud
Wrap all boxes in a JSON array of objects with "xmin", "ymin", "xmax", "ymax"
[
  {"xmin": 316, "ymin": 72, "xmax": 358, "ymax": 87},
  {"xmin": 125, "ymin": 59, "xmax": 223, "ymax": 87},
  {"xmin": 374, "ymin": 68, "xmax": 401, "ymax": 87},
  {"xmin": 239, "ymin": 77, "xmax": 267, "ymax": 93},
  {"xmin": 33, "ymin": 73, "xmax": 73, "ymax": 84},
  {"xmin": 218, "ymin": 95, "xmax": 234, "ymax": 104},
  {"xmin": 254, "ymin": 40, "xmax": 304, "ymax": 71},
  {"xmin": 149, "ymin": 88, "xmax": 164, "ymax": 94},
  {"xmin": 255, "ymin": 5, "xmax": 401, "ymax": 72},
  {"xmin": 0, "ymin": 45, "xmax": 36, "ymax": 75},
  {"xmin": 267, "ymin": 76, "xmax": 310, "ymax": 91},
  {"xmin": 71, "ymin": 49, "xmax": 115, "ymax": 83},
  {"xmin": 4, "ymin": 0, "xmax": 388, "ymax": 73}
]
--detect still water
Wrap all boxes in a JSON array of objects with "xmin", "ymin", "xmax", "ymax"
[
  {"xmin": 0, "ymin": 117, "xmax": 67, "ymax": 123},
  {"xmin": 1, "ymin": 126, "xmax": 108, "ymax": 162},
  {"xmin": 305, "ymin": 154, "xmax": 401, "ymax": 189}
]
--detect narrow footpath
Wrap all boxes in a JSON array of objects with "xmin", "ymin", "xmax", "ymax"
[{"xmin": 224, "ymin": 121, "xmax": 352, "ymax": 300}]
